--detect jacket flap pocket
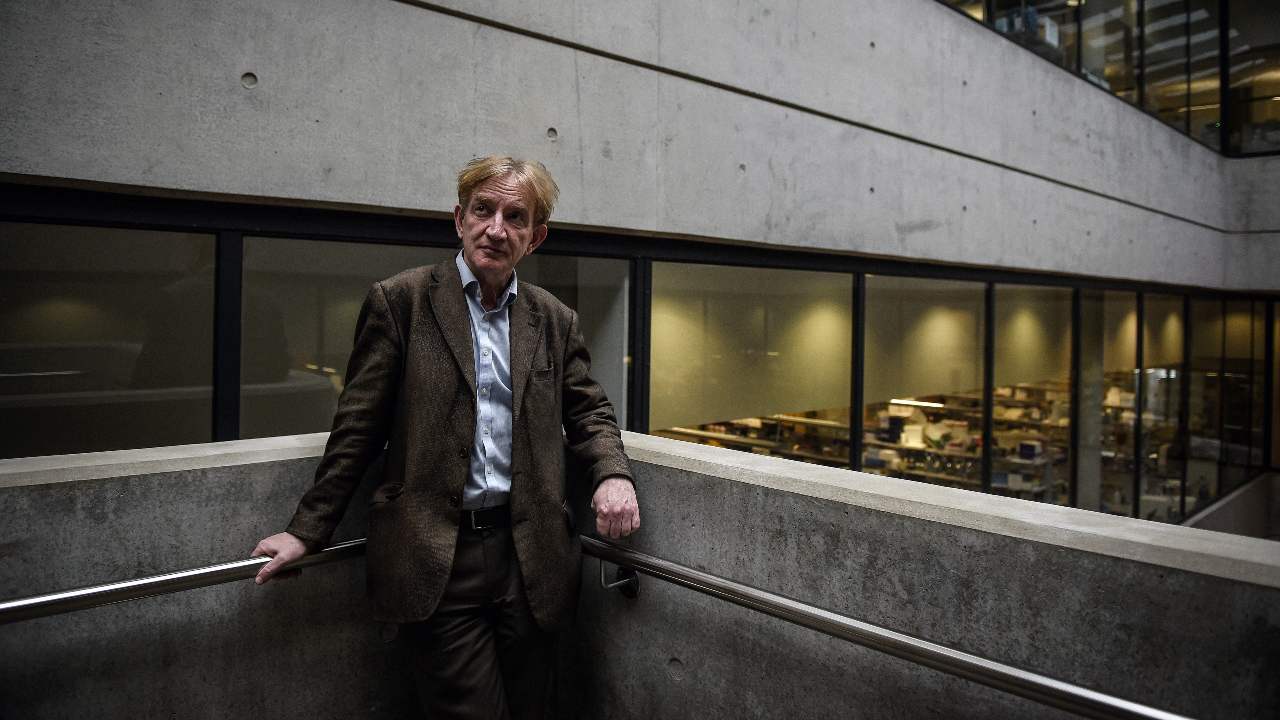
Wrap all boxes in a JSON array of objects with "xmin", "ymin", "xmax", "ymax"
[{"xmin": 371, "ymin": 482, "xmax": 404, "ymax": 505}]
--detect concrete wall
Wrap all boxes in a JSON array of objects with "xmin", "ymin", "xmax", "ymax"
[
  {"xmin": 571, "ymin": 435, "xmax": 1280, "ymax": 720},
  {"xmin": 1222, "ymin": 153, "xmax": 1280, "ymax": 290},
  {"xmin": 1231, "ymin": 155, "xmax": 1280, "ymax": 232},
  {"xmin": 3, "ymin": 433, "xmax": 1278, "ymax": 719},
  {"xmin": 0, "ymin": 436, "xmax": 417, "ymax": 719},
  {"xmin": 0, "ymin": 0, "xmax": 1275, "ymax": 290}
]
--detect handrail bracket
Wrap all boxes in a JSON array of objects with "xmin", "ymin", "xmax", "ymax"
[{"xmin": 598, "ymin": 556, "xmax": 639, "ymax": 599}]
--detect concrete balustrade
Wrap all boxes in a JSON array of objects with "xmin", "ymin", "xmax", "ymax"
[{"xmin": 1, "ymin": 432, "xmax": 1277, "ymax": 719}]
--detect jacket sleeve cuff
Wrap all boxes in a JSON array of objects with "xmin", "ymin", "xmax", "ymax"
[
  {"xmin": 590, "ymin": 462, "xmax": 634, "ymax": 490},
  {"xmin": 283, "ymin": 517, "xmax": 332, "ymax": 551}
]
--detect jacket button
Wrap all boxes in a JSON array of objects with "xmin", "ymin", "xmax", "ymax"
[
  {"xmin": 458, "ymin": 446, "xmax": 468, "ymax": 459},
  {"xmin": 448, "ymin": 495, "xmax": 460, "ymax": 508}
]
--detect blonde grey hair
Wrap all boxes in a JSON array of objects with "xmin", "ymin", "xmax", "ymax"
[{"xmin": 457, "ymin": 155, "xmax": 559, "ymax": 226}]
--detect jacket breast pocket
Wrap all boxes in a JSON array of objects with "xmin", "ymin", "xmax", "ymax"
[{"xmin": 531, "ymin": 364, "xmax": 555, "ymax": 383}]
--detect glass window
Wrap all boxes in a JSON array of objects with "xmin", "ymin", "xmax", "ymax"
[
  {"xmin": 0, "ymin": 222, "xmax": 216, "ymax": 458},
  {"xmin": 1078, "ymin": 290, "xmax": 1137, "ymax": 516},
  {"xmin": 1273, "ymin": 302, "xmax": 1279, "ymax": 469},
  {"xmin": 940, "ymin": 0, "xmax": 986, "ymax": 22},
  {"xmin": 1221, "ymin": 300, "xmax": 1255, "ymax": 491},
  {"xmin": 649, "ymin": 263, "xmax": 853, "ymax": 468},
  {"xmin": 1140, "ymin": 294, "xmax": 1185, "ymax": 523},
  {"xmin": 1186, "ymin": 299, "xmax": 1222, "ymax": 515},
  {"xmin": 518, "ymin": 254, "xmax": 631, "ymax": 427},
  {"xmin": 1269, "ymin": 299, "xmax": 1280, "ymax": 468},
  {"xmin": 992, "ymin": 1, "xmax": 1079, "ymax": 71},
  {"xmin": 1250, "ymin": 301, "xmax": 1265, "ymax": 468},
  {"xmin": 1187, "ymin": 0, "xmax": 1223, "ymax": 148},
  {"xmin": 993, "ymin": 285, "xmax": 1072, "ymax": 505},
  {"xmin": 1227, "ymin": 1, "xmax": 1280, "ymax": 154},
  {"xmin": 1142, "ymin": 0, "xmax": 1192, "ymax": 132},
  {"xmin": 240, "ymin": 239, "xmax": 454, "ymax": 438},
  {"xmin": 1081, "ymin": 0, "xmax": 1140, "ymax": 102},
  {"xmin": 241, "ymin": 239, "xmax": 629, "ymax": 439},
  {"xmin": 862, "ymin": 276, "xmax": 984, "ymax": 489}
]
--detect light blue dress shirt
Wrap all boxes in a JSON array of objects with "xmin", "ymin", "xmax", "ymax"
[{"xmin": 455, "ymin": 251, "xmax": 516, "ymax": 510}]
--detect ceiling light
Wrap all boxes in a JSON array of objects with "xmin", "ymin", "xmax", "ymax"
[{"xmin": 890, "ymin": 399, "xmax": 945, "ymax": 408}]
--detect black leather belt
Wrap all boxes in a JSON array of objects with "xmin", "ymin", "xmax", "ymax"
[{"xmin": 461, "ymin": 504, "xmax": 510, "ymax": 531}]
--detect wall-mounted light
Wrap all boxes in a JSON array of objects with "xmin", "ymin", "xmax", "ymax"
[{"xmin": 1066, "ymin": 0, "xmax": 1084, "ymax": 6}]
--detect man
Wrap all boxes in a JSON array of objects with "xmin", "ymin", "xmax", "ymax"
[{"xmin": 251, "ymin": 155, "xmax": 640, "ymax": 719}]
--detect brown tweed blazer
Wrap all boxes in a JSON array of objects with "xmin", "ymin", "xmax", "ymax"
[{"xmin": 285, "ymin": 259, "xmax": 633, "ymax": 629}]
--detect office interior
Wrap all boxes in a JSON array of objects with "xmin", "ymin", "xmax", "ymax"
[{"xmin": 1, "ymin": 194, "xmax": 1274, "ymax": 528}]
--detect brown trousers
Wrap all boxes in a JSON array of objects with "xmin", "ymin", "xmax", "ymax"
[{"xmin": 400, "ymin": 525, "xmax": 555, "ymax": 720}]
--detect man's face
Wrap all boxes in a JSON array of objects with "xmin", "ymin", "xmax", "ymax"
[{"xmin": 454, "ymin": 174, "xmax": 548, "ymax": 287}]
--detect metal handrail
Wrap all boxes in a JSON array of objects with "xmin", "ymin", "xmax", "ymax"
[
  {"xmin": 0, "ymin": 536, "xmax": 1191, "ymax": 720},
  {"xmin": 0, "ymin": 539, "xmax": 366, "ymax": 624},
  {"xmin": 581, "ymin": 537, "xmax": 1190, "ymax": 720}
]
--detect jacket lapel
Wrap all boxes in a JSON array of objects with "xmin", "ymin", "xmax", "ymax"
[
  {"xmin": 428, "ymin": 261, "xmax": 477, "ymax": 396},
  {"xmin": 509, "ymin": 293, "xmax": 543, "ymax": 422}
]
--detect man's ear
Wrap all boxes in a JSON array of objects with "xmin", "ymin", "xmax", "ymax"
[
  {"xmin": 453, "ymin": 204, "xmax": 464, "ymax": 239},
  {"xmin": 527, "ymin": 224, "xmax": 549, "ymax": 255}
]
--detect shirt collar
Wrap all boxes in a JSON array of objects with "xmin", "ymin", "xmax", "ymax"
[{"xmin": 455, "ymin": 250, "xmax": 518, "ymax": 308}]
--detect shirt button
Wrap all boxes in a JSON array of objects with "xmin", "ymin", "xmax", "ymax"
[
  {"xmin": 483, "ymin": 428, "xmax": 490, "ymax": 436},
  {"xmin": 482, "ymin": 349, "xmax": 490, "ymax": 357}
]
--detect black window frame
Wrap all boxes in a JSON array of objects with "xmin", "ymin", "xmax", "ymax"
[{"xmin": 2, "ymin": 181, "xmax": 1274, "ymax": 523}]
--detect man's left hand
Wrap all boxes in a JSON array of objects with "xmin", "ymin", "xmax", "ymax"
[{"xmin": 591, "ymin": 476, "xmax": 640, "ymax": 539}]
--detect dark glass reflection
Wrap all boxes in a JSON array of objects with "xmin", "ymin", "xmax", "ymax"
[
  {"xmin": 241, "ymin": 240, "xmax": 630, "ymax": 439},
  {"xmin": 1273, "ymin": 303, "xmax": 1279, "ymax": 469},
  {"xmin": 1227, "ymin": 1, "xmax": 1280, "ymax": 154},
  {"xmin": 1249, "ymin": 303, "xmax": 1265, "ymax": 468},
  {"xmin": 992, "ymin": 1, "xmax": 1080, "ymax": 71},
  {"xmin": 1221, "ymin": 300, "xmax": 1257, "ymax": 492},
  {"xmin": 1187, "ymin": 0, "xmax": 1223, "ymax": 148},
  {"xmin": 1081, "ymin": 0, "xmax": 1140, "ymax": 102},
  {"xmin": 0, "ymin": 222, "xmax": 216, "ymax": 458},
  {"xmin": 1142, "ymin": 0, "xmax": 1192, "ymax": 131},
  {"xmin": 239, "ymin": 239, "xmax": 453, "ymax": 439}
]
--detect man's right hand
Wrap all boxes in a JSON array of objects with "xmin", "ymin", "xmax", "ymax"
[{"xmin": 251, "ymin": 532, "xmax": 309, "ymax": 585}]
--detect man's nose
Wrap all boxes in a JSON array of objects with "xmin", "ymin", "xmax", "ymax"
[{"xmin": 485, "ymin": 214, "xmax": 507, "ymax": 238}]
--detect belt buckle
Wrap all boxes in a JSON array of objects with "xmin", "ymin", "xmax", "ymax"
[{"xmin": 469, "ymin": 509, "xmax": 489, "ymax": 531}]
